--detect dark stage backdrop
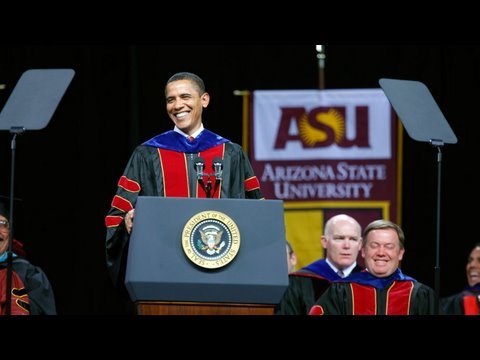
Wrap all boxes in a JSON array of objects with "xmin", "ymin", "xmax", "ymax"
[{"xmin": 0, "ymin": 45, "xmax": 476, "ymax": 314}]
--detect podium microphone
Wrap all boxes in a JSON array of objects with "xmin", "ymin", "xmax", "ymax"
[
  {"xmin": 212, "ymin": 157, "xmax": 223, "ymax": 180},
  {"xmin": 194, "ymin": 157, "xmax": 205, "ymax": 180}
]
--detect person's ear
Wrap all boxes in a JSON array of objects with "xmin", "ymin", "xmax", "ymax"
[
  {"xmin": 321, "ymin": 235, "xmax": 328, "ymax": 249},
  {"xmin": 201, "ymin": 92, "xmax": 210, "ymax": 108}
]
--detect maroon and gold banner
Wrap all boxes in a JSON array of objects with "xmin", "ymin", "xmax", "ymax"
[{"xmin": 247, "ymin": 90, "xmax": 402, "ymax": 269}]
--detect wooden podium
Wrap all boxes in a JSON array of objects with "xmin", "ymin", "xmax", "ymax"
[
  {"xmin": 136, "ymin": 301, "xmax": 275, "ymax": 315},
  {"xmin": 125, "ymin": 197, "xmax": 288, "ymax": 314}
]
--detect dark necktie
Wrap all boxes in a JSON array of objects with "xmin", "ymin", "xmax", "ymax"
[{"xmin": 337, "ymin": 270, "xmax": 345, "ymax": 278}]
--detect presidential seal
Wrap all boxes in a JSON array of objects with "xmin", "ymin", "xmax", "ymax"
[{"xmin": 182, "ymin": 210, "xmax": 240, "ymax": 269}]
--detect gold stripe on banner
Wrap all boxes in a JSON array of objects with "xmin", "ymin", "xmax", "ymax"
[{"xmin": 233, "ymin": 90, "xmax": 250, "ymax": 152}]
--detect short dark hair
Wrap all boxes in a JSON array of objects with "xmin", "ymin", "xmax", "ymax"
[
  {"xmin": 166, "ymin": 72, "xmax": 205, "ymax": 95},
  {"xmin": 363, "ymin": 219, "xmax": 405, "ymax": 249}
]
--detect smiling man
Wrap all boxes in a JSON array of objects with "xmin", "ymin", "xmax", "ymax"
[
  {"xmin": 105, "ymin": 72, "xmax": 263, "ymax": 288},
  {"xmin": 441, "ymin": 243, "xmax": 480, "ymax": 315},
  {"xmin": 310, "ymin": 219, "xmax": 436, "ymax": 315},
  {"xmin": 0, "ymin": 202, "xmax": 56, "ymax": 315}
]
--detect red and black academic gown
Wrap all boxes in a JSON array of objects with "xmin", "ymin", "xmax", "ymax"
[
  {"xmin": 0, "ymin": 256, "xmax": 56, "ymax": 315},
  {"xmin": 276, "ymin": 259, "xmax": 363, "ymax": 315},
  {"xmin": 440, "ymin": 284, "xmax": 480, "ymax": 315},
  {"xmin": 311, "ymin": 269, "xmax": 436, "ymax": 315},
  {"xmin": 105, "ymin": 129, "xmax": 263, "ymax": 285}
]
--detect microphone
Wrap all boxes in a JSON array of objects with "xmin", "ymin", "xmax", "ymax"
[
  {"xmin": 308, "ymin": 305, "xmax": 324, "ymax": 315},
  {"xmin": 194, "ymin": 157, "xmax": 205, "ymax": 180},
  {"xmin": 212, "ymin": 157, "xmax": 223, "ymax": 180}
]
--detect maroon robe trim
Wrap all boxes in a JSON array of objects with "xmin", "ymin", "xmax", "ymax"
[
  {"xmin": 158, "ymin": 149, "xmax": 190, "ymax": 197},
  {"xmin": 159, "ymin": 144, "xmax": 225, "ymax": 198},
  {"xmin": 111, "ymin": 195, "xmax": 133, "ymax": 213},
  {"xmin": 105, "ymin": 215, "xmax": 123, "ymax": 228},
  {"xmin": 0, "ymin": 269, "xmax": 29, "ymax": 315},
  {"xmin": 118, "ymin": 175, "xmax": 141, "ymax": 192},
  {"xmin": 463, "ymin": 295, "xmax": 479, "ymax": 315},
  {"xmin": 245, "ymin": 176, "xmax": 260, "ymax": 192},
  {"xmin": 351, "ymin": 283, "xmax": 377, "ymax": 315},
  {"xmin": 351, "ymin": 280, "xmax": 414, "ymax": 315},
  {"xmin": 386, "ymin": 281, "xmax": 414, "ymax": 315}
]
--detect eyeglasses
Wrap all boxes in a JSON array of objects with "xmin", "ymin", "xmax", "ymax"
[{"xmin": 0, "ymin": 220, "xmax": 9, "ymax": 229}]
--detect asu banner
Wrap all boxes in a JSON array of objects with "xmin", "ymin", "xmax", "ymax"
[{"xmin": 248, "ymin": 89, "xmax": 402, "ymax": 269}]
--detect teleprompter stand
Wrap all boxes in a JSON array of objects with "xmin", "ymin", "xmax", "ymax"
[
  {"xmin": 0, "ymin": 69, "xmax": 74, "ymax": 315},
  {"xmin": 379, "ymin": 78, "xmax": 457, "ymax": 314}
]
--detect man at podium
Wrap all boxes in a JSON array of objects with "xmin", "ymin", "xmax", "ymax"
[{"xmin": 105, "ymin": 72, "xmax": 264, "ymax": 287}]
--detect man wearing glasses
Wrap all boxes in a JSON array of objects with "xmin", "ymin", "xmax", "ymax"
[{"xmin": 0, "ymin": 202, "xmax": 56, "ymax": 315}]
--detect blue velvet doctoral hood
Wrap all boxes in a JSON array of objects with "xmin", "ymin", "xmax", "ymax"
[
  {"xmin": 302, "ymin": 259, "xmax": 341, "ymax": 281},
  {"xmin": 342, "ymin": 268, "xmax": 415, "ymax": 289},
  {"xmin": 143, "ymin": 129, "xmax": 229, "ymax": 153}
]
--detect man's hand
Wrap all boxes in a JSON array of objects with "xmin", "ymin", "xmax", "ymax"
[{"xmin": 125, "ymin": 209, "xmax": 135, "ymax": 234}]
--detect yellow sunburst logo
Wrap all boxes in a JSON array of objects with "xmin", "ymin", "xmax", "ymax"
[{"xmin": 299, "ymin": 108, "xmax": 345, "ymax": 146}]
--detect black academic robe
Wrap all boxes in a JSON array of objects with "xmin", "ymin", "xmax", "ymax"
[
  {"xmin": 105, "ymin": 129, "xmax": 263, "ymax": 285},
  {"xmin": 312, "ymin": 269, "xmax": 436, "ymax": 315},
  {"xmin": 440, "ymin": 284, "xmax": 480, "ymax": 315},
  {"xmin": 0, "ymin": 257, "xmax": 56, "ymax": 315},
  {"xmin": 276, "ymin": 259, "xmax": 363, "ymax": 315}
]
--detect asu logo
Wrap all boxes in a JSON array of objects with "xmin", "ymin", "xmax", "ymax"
[
  {"xmin": 182, "ymin": 211, "xmax": 240, "ymax": 269},
  {"xmin": 298, "ymin": 108, "xmax": 345, "ymax": 146},
  {"xmin": 274, "ymin": 106, "xmax": 369, "ymax": 149}
]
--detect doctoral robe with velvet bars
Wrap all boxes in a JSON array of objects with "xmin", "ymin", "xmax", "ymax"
[
  {"xmin": 276, "ymin": 259, "xmax": 363, "ymax": 315},
  {"xmin": 311, "ymin": 269, "xmax": 436, "ymax": 315},
  {"xmin": 105, "ymin": 130, "xmax": 263, "ymax": 285}
]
